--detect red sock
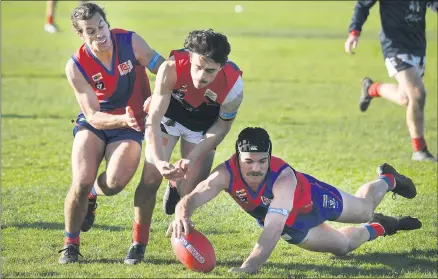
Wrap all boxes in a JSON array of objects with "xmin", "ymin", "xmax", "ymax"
[
  {"xmin": 365, "ymin": 223, "xmax": 385, "ymax": 240},
  {"xmin": 47, "ymin": 15, "xmax": 54, "ymax": 25},
  {"xmin": 379, "ymin": 174, "xmax": 395, "ymax": 191},
  {"xmin": 411, "ymin": 137, "xmax": 426, "ymax": 152},
  {"xmin": 368, "ymin": 82, "xmax": 381, "ymax": 98},
  {"xmin": 64, "ymin": 236, "xmax": 80, "ymax": 245},
  {"xmin": 133, "ymin": 221, "xmax": 150, "ymax": 245},
  {"xmin": 88, "ymin": 192, "xmax": 97, "ymax": 200}
]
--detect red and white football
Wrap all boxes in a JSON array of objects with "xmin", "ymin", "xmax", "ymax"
[{"xmin": 171, "ymin": 228, "xmax": 216, "ymax": 273}]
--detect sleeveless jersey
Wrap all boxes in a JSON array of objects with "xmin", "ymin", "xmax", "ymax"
[
  {"xmin": 225, "ymin": 154, "xmax": 313, "ymax": 227},
  {"xmin": 165, "ymin": 49, "xmax": 243, "ymax": 132},
  {"xmin": 72, "ymin": 28, "xmax": 151, "ymax": 130}
]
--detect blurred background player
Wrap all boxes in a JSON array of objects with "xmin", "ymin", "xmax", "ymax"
[
  {"xmin": 44, "ymin": 0, "xmax": 87, "ymax": 33},
  {"xmin": 58, "ymin": 2, "xmax": 165, "ymax": 264},
  {"xmin": 123, "ymin": 29, "xmax": 244, "ymax": 264},
  {"xmin": 168, "ymin": 127, "xmax": 422, "ymax": 274},
  {"xmin": 344, "ymin": 0, "xmax": 438, "ymax": 162}
]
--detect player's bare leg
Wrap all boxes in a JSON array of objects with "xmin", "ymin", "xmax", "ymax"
[
  {"xmin": 394, "ymin": 68, "xmax": 437, "ymax": 162},
  {"xmin": 124, "ymin": 133, "xmax": 178, "ymax": 265},
  {"xmin": 44, "ymin": 0, "xmax": 59, "ymax": 33},
  {"xmin": 162, "ymin": 138, "xmax": 215, "ymax": 215},
  {"xmin": 336, "ymin": 162, "xmax": 416, "ymax": 225},
  {"xmin": 295, "ymin": 163, "xmax": 420, "ymax": 256},
  {"xmin": 297, "ymin": 215, "xmax": 421, "ymax": 256},
  {"xmin": 359, "ymin": 78, "xmax": 408, "ymax": 112},
  {"xmin": 59, "ymin": 128, "xmax": 105, "ymax": 264},
  {"xmin": 81, "ymin": 139, "xmax": 141, "ymax": 232}
]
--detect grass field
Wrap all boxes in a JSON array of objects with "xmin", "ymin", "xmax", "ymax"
[{"xmin": 1, "ymin": 1, "xmax": 437, "ymax": 278}]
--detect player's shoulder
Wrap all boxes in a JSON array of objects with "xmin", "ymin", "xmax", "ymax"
[
  {"xmin": 224, "ymin": 60, "xmax": 241, "ymax": 73},
  {"xmin": 221, "ymin": 60, "xmax": 243, "ymax": 84},
  {"xmin": 208, "ymin": 162, "xmax": 231, "ymax": 188},
  {"xmin": 110, "ymin": 28, "xmax": 132, "ymax": 35}
]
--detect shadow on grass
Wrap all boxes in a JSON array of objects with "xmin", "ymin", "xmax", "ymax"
[
  {"xmin": 3, "ymin": 271, "xmax": 60, "ymax": 277},
  {"xmin": 256, "ymin": 249, "xmax": 438, "ymax": 278},
  {"xmin": 1, "ymin": 222, "xmax": 125, "ymax": 231},
  {"xmin": 1, "ymin": 113, "xmax": 70, "ymax": 120}
]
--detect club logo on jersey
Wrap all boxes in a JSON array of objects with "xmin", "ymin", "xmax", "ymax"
[
  {"xmin": 118, "ymin": 60, "xmax": 133, "ymax": 76},
  {"xmin": 94, "ymin": 80, "xmax": 106, "ymax": 90},
  {"xmin": 204, "ymin": 89, "xmax": 218, "ymax": 104},
  {"xmin": 323, "ymin": 194, "xmax": 338, "ymax": 209},
  {"xmin": 235, "ymin": 189, "xmax": 248, "ymax": 203},
  {"xmin": 260, "ymin": 196, "xmax": 271, "ymax": 206},
  {"xmin": 92, "ymin": 72, "xmax": 103, "ymax": 82}
]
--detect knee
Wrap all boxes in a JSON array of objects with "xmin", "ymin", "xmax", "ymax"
[
  {"xmin": 104, "ymin": 177, "xmax": 127, "ymax": 196},
  {"xmin": 409, "ymin": 87, "xmax": 426, "ymax": 109},
  {"xmin": 331, "ymin": 240, "xmax": 351, "ymax": 256},
  {"xmin": 400, "ymin": 95, "xmax": 409, "ymax": 107},
  {"xmin": 138, "ymin": 173, "xmax": 162, "ymax": 194},
  {"xmin": 70, "ymin": 182, "xmax": 93, "ymax": 199}
]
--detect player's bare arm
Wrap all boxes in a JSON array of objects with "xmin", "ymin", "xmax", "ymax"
[
  {"xmin": 145, "ymin": 60, "xmax": 184, "ymax": 179},
  {"xmin": 65, "ymin": 58, "xmax": 140, "ymax": 131},
  {"xmin": 131, "ymin": 33, "xmax": 165, "ymax": 74},
  {"xmin": 233, "ymin": 167, "xmax": 297, "ymax": 274},
  {"xmin": 167, "ymin": 164, "xmax": 229, "ymax": 238}
]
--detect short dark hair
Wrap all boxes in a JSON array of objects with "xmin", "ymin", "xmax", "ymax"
[
  {"xmin": 71, "ymin": 2, "xmax": 110, "ymax": 33},
  {"xmin": 184, "ymin": 29, "xmax": 231, "ymax": 66},
  {"xmin": 236, "ymin": 127, "xmax": 272, "ymax": 156}
]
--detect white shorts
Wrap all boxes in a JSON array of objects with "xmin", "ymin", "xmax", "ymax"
[
  {"xmin": 385, "ymin": 54, "xmax": 426, "ymax": 78},
  {"xmin": 160, "ymin": 116, "xmax": 204, "ymax": 144}
]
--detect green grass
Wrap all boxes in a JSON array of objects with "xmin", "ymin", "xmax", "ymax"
[{"xmin": 1, "ymin": 1, "xmax": 437, "ymax": 278}]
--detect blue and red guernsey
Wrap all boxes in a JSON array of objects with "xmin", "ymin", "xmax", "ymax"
[
  {"xmin": 225, "ymin": 155, "xmax": 313, "ymax": 227},
  {"xmin": 72, "ymin": 29, "xmax": 151, "ymax": 130},
  {"xmin": 165, "ymin": 49, "xmax": 243, "ymax": 132}
]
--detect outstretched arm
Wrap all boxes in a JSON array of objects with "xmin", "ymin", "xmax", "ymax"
[
  {"xmin": 166, "ymin": 163, "xmax": 230, "ymax": 238},
  {"xmin": 181, "ymin": 78, "xmax": 244, "ymax": 196},
  {"xmin": 231, "ymin": 167, "xmax": 297, "ymax": 274}
]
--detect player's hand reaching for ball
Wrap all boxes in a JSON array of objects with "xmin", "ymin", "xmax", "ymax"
[
  {"xmin": 166, "ymin": 216, "xmax": 195, "ymax": 239},
  {"xmin": 156, "ymin": 160, "xmax": 185, "ymax": 180},
  {"xmin": 174, "ymin": 159, "xmax": 192, "ymax": 179},
  {"xmin": 125, "ymin": 106, "xmax": 141, "ymax": 131}
]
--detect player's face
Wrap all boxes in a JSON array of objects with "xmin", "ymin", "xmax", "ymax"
[
  {"xmin": 77, "ymin": 13, "xmax": 111, "ymax": 52},
  {"xmin": 239, "ymin": 152, "xmax": 269, "ymax": 185},
  {"xmin": 189, "ymin": 53, "xmax": 222, "ymax": 89}
]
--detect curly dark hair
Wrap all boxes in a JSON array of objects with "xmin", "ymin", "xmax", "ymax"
[
  {"xmin": 184, "ymin": 29, "xmax": 231, "ymax": 66},
  {"xmin": 235, "ymin": 127, "xmax": 272, "ymax": 156},
  {"xmin": 71, "ymin": 2, "xmax": 110, "ymax": 33}
]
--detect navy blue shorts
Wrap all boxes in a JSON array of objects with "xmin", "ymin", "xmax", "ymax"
[
  {"xmin": 72, "ymin": 113, "xmax": 144, "ymax": 147},
  {"xmin": 257, "ymin": 173, "xmax": 344, "ymax": 245}
]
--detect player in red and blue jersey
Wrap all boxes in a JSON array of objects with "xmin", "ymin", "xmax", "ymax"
[
  {"xmin": 123, "ymin": 29, "xmax": 244, "ymax": 264},
  {"xmin": 168, "ymin": 127, "xmax": 421, "ymax": 274},
  {"xmin": 58, "ymin": 2, "xmax": 165, "ymax": 264}
]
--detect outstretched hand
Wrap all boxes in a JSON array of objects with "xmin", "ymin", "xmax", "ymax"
[
  {"xmin": 166, "ymin": 217, "xmax": 195, "ymax": 239},
  {"xmin": 155, "ymin": 160, "xmax": 186, "ymax": 180}
]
